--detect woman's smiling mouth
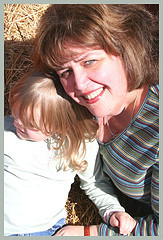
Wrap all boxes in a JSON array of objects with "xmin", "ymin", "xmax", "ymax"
[{"xmin": 83, "ymin": 87, "xmax": 105, "ymax": 104}]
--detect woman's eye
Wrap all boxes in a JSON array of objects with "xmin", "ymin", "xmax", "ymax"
[
  {"xmin": 59, "ymin": 69, "xmax": 72, "ymax": 79},
  {"xmin": 84, "ymin": 59, "xmax": 96, "ymax": 66}
]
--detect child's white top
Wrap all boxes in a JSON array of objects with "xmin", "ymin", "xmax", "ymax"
[{"xmin": 4, "ymin": 115, "xmax": 124, "ymax": 236}]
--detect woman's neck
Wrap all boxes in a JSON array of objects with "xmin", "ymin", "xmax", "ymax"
[{"xmin": 97, "ymin": 84, "xmax": 149, "ymax": 143}]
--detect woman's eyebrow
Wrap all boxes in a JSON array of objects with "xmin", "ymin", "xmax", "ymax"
[
  {"xmin": 74, "ymin": 53, "xmax": 89, "ymax": 63},
  {"xmin": 74, "ymin": 50, "xmax": 101, "ymax": 63},
  {"xmin": 56, "ymin": 51, "xmax": 98, "ymax": 70}
]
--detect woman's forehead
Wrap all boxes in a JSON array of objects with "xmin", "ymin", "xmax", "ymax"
[{"xmin": 55, "ymin": 44, "xmax": 100, "ymax": 68}]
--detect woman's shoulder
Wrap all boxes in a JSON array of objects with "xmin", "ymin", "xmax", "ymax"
[
  {"xmin": 149, "ymin": 84, "xmax": 159, "ymax": 96},
  {"xmin": 147, "ymin": 85, "xmax": 159, "ymax": 111}
]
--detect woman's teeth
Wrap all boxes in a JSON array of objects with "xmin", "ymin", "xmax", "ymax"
[{"xmin": 84, "ymin": 88, "xmax": 103, "ymax": 100}]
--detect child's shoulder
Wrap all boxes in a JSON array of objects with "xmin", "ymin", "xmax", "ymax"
[{"xmin": 4, "ymin": 115, "xmax": 15, "ymax": 132}]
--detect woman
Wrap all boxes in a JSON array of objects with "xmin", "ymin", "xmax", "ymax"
[{"xmin": 34, "ymin": 4, "xmax": 159, "ymax": 236}]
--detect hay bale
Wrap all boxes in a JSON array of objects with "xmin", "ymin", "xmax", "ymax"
[
  {"xmin": 4, "ymin": 4, "xmax": 103, "ymax": 226},
  {"xmin": 4, "ymin": 4, "xmax": 50, "ymax": 115}
]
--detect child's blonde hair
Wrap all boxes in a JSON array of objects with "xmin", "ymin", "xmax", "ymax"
[{"xmin": 9, "ymin": 71, "xmax": 98, "ymax": 171}]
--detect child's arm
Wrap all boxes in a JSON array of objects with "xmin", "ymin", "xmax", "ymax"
[
  {"xmin": 78, "ymin": 141, "xmax": 125, "ymax": 223},
  {"xmin": 55, "ymin": 140, "xmax": 136, "ymax": 236}
]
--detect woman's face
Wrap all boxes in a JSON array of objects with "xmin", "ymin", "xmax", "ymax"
[{"xmin": 57, "ymin": 47, "xmax": 129, "ymax": 118}]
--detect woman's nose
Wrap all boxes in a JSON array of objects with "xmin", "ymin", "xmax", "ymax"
[{"xmin": 73, "ymin": 67, "xmax": 88, "ymax": 91}]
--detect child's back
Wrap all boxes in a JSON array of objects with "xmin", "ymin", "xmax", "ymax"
[{"xmin": 4, "ymin": 115, "xmax": 75, "ymax": 235}]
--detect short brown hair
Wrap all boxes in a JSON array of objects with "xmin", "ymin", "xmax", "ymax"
[{"xmin": 35, "ymin": 4, "xmax": 158, "ymax": 91}]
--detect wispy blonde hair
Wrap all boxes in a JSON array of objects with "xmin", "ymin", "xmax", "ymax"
[{"xmin": 9, "ymin": 71, "xmax": 98, "ymax": 171}]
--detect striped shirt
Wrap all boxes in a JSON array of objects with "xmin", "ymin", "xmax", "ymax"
[{"xmin": 98, "ymin": 85, "xmax": 159, "ymax": 236}]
